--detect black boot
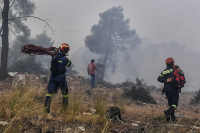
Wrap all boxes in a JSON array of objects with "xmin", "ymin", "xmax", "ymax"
[
  {"xmin": 164, "ymin": 110, "xmax": 170, "ymax": 121},
  {"xmin": 164, "ymin": 106, "xmax": 175, "ymax": 122},
  {"xmin": 45, "ymin": 96, "xmax": 52, "ymax": 113},
  {"xmin": 170, "ymin": 110, "xmax": 176, "ymax": 122}
]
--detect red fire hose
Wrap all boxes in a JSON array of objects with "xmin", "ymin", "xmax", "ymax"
[{"xmin": 21, "ymin": 44, "xmax": 59, "ymax": 56}]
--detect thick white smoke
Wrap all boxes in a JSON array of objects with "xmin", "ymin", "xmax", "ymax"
[{"xmin": 71, "ymin": 39, "xmax": 199, "ymax": 91}]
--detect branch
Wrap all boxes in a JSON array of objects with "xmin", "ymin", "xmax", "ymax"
[
  {"xmin": 8, "ymin": 16, "xmax": 54, "ymax": 34},
  {"xmin": 9, "ymin": 28, "xmax": 18, "ymax": 38},
  {"xmin": 9, "ymin": 0, "xmax": 16, "ymax": 9}
]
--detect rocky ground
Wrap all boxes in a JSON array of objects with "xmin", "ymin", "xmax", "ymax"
[{"xmin": 0, "ymin": 73, "xmax": 199, "ymax": 133}]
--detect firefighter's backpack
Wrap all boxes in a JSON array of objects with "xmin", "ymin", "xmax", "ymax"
[
  {"xmin": 173, "ymin": 65, "xmax": 186, "ymax": 89},
  {"xmin": 50, "ymin": 55, "xmax": 66, "ymax": 77}
]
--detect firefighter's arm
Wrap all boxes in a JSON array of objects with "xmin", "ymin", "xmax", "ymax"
[
  {"xmin": 93, "ymin": 64, "xmax": 98, "ymax": 72},
  {"xmin": 157, "ymin": 73, "xmax": 165, "ymax": 83},
  {"xmin": 65, "ymin": 58, "xmax": 71, "ymax": 67}
]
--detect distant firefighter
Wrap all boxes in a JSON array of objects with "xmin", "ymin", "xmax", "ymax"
[
  {"xmin": 157, "ymin": 57, "xmax": 186, "ymax": 122},
  {"xmin": 45, "ymin": 43, "xmax": 72, "ymax": 113},
  {"xmin": 87, "ymin": 59, "xmax": 98, "ymax": 88}
]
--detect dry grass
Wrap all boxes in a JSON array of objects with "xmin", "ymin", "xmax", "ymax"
[
  {"xmin": 112, "ymin": 90, "xmax": 125, "ymax": 114},
  {"xmin": 0, "ymin": 82, "xmax": 111, "ymax": 132},
  {"xmin": 0, "ymin": 79, "xmax": 200, "ymax": 133},
  {"xmin": 0, "ymin": 85, "xmax": 44, "ymax": 133}
]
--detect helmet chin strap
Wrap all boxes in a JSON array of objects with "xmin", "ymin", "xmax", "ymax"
[
  {"xmin": 64, "ymin": 50, "xmax": 69, "ymax": 56},
  {"xmin": 59, "ymin": 49, "xmax": 69, "ymax": 56}
]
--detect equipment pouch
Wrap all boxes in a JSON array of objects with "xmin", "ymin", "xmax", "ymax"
[{"xmin": 161, "ymin": 87, "xmax": 165, "ymax": 95}]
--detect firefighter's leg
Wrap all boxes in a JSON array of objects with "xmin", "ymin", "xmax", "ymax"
[
  {"xmin": 164, "ymin": 86, "xmax": 172, "ymax": 122},
  {"xmin": 164, "ymin": 96, "xmax": 172, "ymax": 122},
  {"xmin": 44, "ymin": 79, "xmax": 57, "ymax": 113},
  {"xmin": 60, "ymin": 80, "xmax": 69, "ymax": 108},
  {"xmin": 90, "ymin": 74, "xmax": 93, "ymax": 87},
  {"xmin": 170, "ymin": 90, "xmax": 179, "ymax": 121},
  {"xmin": 91, "ymin": 74, "xmax": 95, "ymax": 87},
  {"xmin": 45, "ymin": 94, "xmax": 53, "ymax": 113},
  {"xmin": 170, "ymin": 110, "xmax": 175, "ymax": 121},
  {"xmin": 63, "ymin": 94, "xmax": 68, "ymax": 107}
]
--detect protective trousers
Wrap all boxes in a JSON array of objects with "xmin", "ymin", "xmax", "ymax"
[
  {"xmin": 45, "ymin": 75, "xmax": 68, "ymax": 113},
  {"xmin": 164, "ymin": 84, "xmax": 179, "ymax": 121}
]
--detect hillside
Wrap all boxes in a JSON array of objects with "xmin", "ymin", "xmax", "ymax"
[{"xmin": 0, "ymin": 73, "xmax": 199, "ymax": 133}]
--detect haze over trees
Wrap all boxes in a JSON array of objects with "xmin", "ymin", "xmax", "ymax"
[
  {"xmin": 85, "ymin": 6, "xmax": 141, "ymax": 80},
  {"xmin": 8, "ymin": 32, "xmax": 53, "ymax": 71},
  {"xmin": 9, "ymin": 56, "xmax": 48, "ymax": 74},
  {"xmin": 31, "ymin": 32, "xmax": 54, "ymax": 68}
]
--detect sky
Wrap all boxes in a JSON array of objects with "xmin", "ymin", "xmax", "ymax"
[
  {"xmin": 22, "ymin": 0, "xmax": 200, "ymax": 90},
  {"xmin": 27, "ymin": 0, "xmax": 200, "ymax": 52}
]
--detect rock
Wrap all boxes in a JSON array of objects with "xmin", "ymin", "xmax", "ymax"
[
  {"xmin": 74, "ymin": 73, "xmax": 85, "ymax": 81},
  {"xmin": 175, "ymin": 113, "xmax": 188, "ymax": 118},
  {"xmin": 131, "ymin": 123, "xmax": 138, "ymax": 127},
  {"xmin": 38, "ymin": 75, "xmax": 48, "ymax": 83},
  {"xmin": 64, "ymin": 128, "xmax": 73, "ymax": 133},
  {"xmin": 75, "ymin": 73, "xmax": 84, "ymax": 77},
  {"xmin": 8, "ymin": 72, "xmax": 18, "ymax": 78},
  {"xmin": 116, "ymin": 88, "xmax": 121, "ymax": 90},
  {"xmin": 12, "ymin": 74, "xmax": 26, "ymax": 88},
  {"xmin": 78, "ymin": 126, "xmax": 85, "ymax": 132},
  {"xmin": 66, "ymin": 76, "xmax": 74, "ymax": 80},
  {"xmin": 90, "ymin": 109, "xmax": 96, "ymax": 115},
  {"xmin": 136, "ymin": 121, "xmax": 142, "ymax": 123},
  {"xmin": 0, "ymin": 121, "xmax": 8, "ymax": 125},
  {"xmin": 74, "ymin": 126, "xmax": 85, "ymax": 133},
  {"xmin": 83, "ymin": 112, "xmax": 92, "ymax": 116}
]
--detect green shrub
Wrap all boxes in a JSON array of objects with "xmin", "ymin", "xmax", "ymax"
[{"xmin": 123, "ymin": 85, "xmax": 157, "ymax": 104}]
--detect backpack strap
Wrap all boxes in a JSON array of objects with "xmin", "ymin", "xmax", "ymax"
[{"xmin": 174, "ymin": 65, "xmax": 181, "ymax": 70}]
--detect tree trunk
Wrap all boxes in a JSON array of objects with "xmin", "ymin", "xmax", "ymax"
[{"xmin": 0, "ymin": 0, "xmax": 9, "ymax": 81}]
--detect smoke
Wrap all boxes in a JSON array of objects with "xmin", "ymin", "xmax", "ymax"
[
  {"xmin": 70, "ymin": 46, "xmax": 100, "ymax": 78},
  {"xmin": 71, "ymin": 38, "xmax": 199, "ymax": 91}
]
